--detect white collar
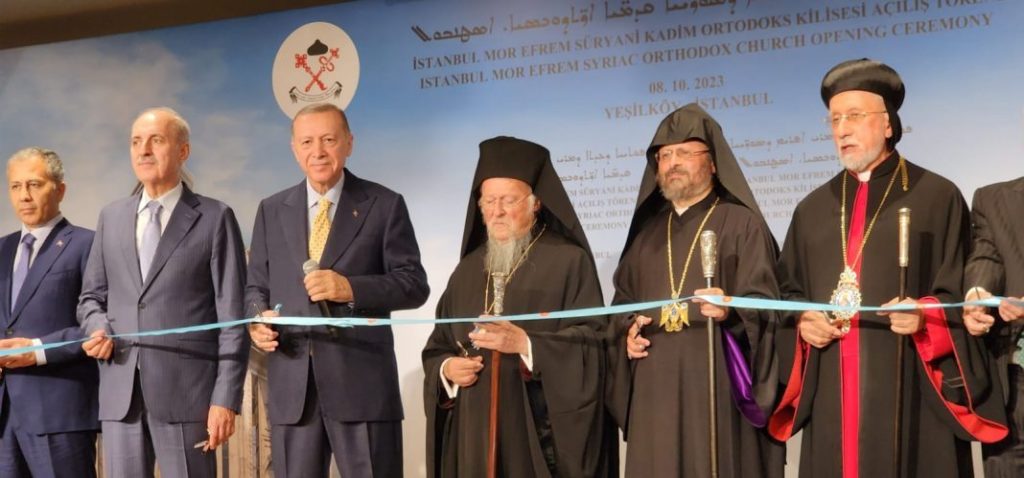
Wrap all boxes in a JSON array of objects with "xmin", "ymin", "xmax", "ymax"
[{"xmin": 137, "ymin": 181, "xmax": 184, "ymax": 214}]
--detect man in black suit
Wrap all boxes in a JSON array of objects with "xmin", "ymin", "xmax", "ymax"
[
  {"xmin": 1, "ymin": 147, "xmax": 98, "ymax": 477},
  {"xmin": 964, "ymin": 178, "xmax": 1024, "ymax": 477},
  {"xmin": 246, "ymin": 103, "xmax": 429, "ymax": 477}
]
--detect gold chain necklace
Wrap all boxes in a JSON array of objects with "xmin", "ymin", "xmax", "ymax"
[
  {"xmin": 829, "ymin": 157, "xmax": 903, "ymax": 332},
  {"xmin": 660, "ymin": 196, "xmax": 720, "ymax": 332},
  {"xmin": 483, "ymin": 224, "xmax": 547, "ymax": 315}
]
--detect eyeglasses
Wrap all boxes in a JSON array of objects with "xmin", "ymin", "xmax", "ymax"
[
  {"xmin": 657, "ymin": 148, "xmax": 710, "ymax": 163},
  {"xmin": 478, "ymin": 195, "xmax": 529, "ymax": 211},
  {"xmin": 826, "ymin": 111, "xmax": 887, "ymax": 127}
]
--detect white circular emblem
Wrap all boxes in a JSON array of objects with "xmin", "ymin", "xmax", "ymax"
[{"xmin": 272, "ymin": 22, "xmax": 360, "ymax": 118}]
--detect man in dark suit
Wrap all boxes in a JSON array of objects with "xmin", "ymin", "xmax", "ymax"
[
  {"xmin": 964, "ymin": 177, "xmax": 1024, "ymax": 477},
  {"xmin": 1, "ymin": 147, "xmax": 98, "ymax": 477},
  {"xmin": 247, "ymin": 103, "xmax": 429, "ymax": 477},
  {"xmin": 78, "ymin": 107, "xmax": 249, "ymax": 477}
]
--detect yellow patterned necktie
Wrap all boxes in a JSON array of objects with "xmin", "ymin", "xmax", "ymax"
[{"xmin": 308, "ymin": 197, "xmax": 332, "ymax": 262}]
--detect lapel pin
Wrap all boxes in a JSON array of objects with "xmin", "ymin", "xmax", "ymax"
[
  {"xmin": 352, "ymin": 210, "xmax": 358, "ymax": 218},
  {"xmin": 56, "ymin": 240, "xmax": 64, "ymax": 248}
]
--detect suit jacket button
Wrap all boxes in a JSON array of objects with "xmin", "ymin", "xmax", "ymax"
[
  {"xmin": 4, "ymin": 329, "xmax": 13, "ymax": 337},
  {"xmin": 138, "ymin": 303, "xmax": 146, "ymax": 310}
]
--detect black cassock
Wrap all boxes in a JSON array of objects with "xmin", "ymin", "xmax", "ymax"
[
  {"xmin": 608, "ymin": 190, "xmax": 784, "ymax": 477},
  {"xmin": 769, "ymin": 154, "xmax": 1008, "ymax": 477},
  {"xmin": 423, "ymin": 231, "xmax": 617, "ymax": 478}
]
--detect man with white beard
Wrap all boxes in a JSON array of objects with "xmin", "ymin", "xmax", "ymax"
[
  {"xmin": 422, "ymin": 136, "xmax": 618, "ymax": 478},
  {"xmin": 768, "ymin": 58, "xmax": 1008, "ymax": 477}
]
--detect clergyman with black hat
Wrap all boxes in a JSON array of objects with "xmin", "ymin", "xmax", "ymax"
[
  {"xmin": 422, "ymin": 136, "xmax": 618, "ymax": 478},
  {"xmin": 607, "ymin": 103, "xmax": 783, "ymax": 477},
  {"xmin": 767, "ymin": 59, "xmax": 1008, "ymax": 477}
]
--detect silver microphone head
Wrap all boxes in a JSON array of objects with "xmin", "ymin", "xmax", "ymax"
[
  {"xmin": 700, "ymin": 230, "xmax": 717, "ymax": 279},
  {"xmin": 302, "ymin": 259, "xmax": 319, "ymax": 276},
  {"xmin": 898, "ymin": 207, "xmax": 911, "ymax": 267}
]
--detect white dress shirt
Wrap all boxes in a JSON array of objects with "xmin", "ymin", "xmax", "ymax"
[{"xmin": 135, "ymin": 182, "xmax": 184, "ymax": 251}]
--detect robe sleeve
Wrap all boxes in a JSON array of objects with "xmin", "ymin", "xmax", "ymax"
[
  {"xmin": 768, "ymin": 206, "xmax": 816, "ymax": 441},
  {"xmin": 605, "ymin": 241, "xmax": 644, "ymax": 435},
  {"xmin": 527, "ymin": 246, "xmax": 609, "ymax": 477},
  {"xmin": 722, "ymin": 214, "xmax": 781, "ymax": 419},
  {"xmin": 422, "ymin": 288, "xmax": 459, "ymax": 478},
  {"xmin": 910, "ymin": 191, "xmax": 1008, "ymax": 443}
]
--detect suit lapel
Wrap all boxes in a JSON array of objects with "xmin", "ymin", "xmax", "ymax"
[
  {"xmin": 141, "ymin": 186, "xmax": 201, "ymax": 295},
  {"xmin": 1004, "ymin": 178, "xmax": 1024, "ymax": 262},
  {"xmin": 0, "ymin": 234, "xmax": 16, "ymax": 324},
  {"xmin": 10, "ymin": 219, "xmax": 73, "ymax": 324},
  {"xmin": 319, "ymin": 172, "xmax": 373, "ymax": 268},
  {"xmin": 281, "ymin": 182, "xmax": 312, "ymax": 268},
  {"xmin": 120, "ymin": 195, "xmax": 144, "ymax": 293}
]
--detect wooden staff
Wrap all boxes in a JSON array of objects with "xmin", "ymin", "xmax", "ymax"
[
  {"xmin": 487, "ymin": 272, "xmax": 508, "ymax": 478},
  {"xmin": 894, "ymin": 207, "xmax": 910, "ymax": 478}
]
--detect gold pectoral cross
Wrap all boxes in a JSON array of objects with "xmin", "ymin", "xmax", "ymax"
[{"xmin": 660, "ymin": 301, "xmax": 689, "ymax": 332}]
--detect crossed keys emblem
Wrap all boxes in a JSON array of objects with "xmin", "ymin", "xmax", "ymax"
[{"xmin": 294, "ymin": 46, "xmax": 340, "ymax": 93}]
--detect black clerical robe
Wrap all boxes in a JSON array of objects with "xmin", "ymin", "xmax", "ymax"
[
  {"xmin": 608, "ymin": 190, "xmax": 784, "ymax": 477},
  {"xmin": 769, "ymin": 154, "xmax": 1008, "ymax": 477},
  {"xmin": 423, "ymin": 231, "xmax": 616, "ymax": 478}
]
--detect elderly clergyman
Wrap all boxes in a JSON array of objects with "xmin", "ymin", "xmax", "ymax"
[
  {"xmin": 423, "ymin": 136, "xmax": 618, "ymax": 478},
  {"xmin": 768, "ymin": 59, "xmax": 1008, "ymax": 477}
]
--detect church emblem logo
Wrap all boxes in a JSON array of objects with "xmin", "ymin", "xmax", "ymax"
[{"xmin": 272, "ymin": 22, "xmax": 360, "ymax": 118}]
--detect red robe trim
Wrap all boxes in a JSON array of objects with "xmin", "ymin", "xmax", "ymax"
[{"xmin": 911, "ymin": 297, "xmax": 1008, "ymax": 443}]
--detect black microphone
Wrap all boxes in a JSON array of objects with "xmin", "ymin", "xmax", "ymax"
[{"xmin": 302, "ymin": 259, "xmax": 332, "ymax": 318}]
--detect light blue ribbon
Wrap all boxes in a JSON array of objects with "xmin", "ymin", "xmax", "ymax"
[{"xmin": 0, "ymin": 296, "xmax": 1007, "ymax": 359}]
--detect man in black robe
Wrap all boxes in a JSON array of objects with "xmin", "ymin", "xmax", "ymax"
[
  {"xmin": 608, "ymin": 103, "xmax": 783, "ymax": 477},
  {"xmin": 769, "ymin": 59, "xmax": 1008, "ymax": 477},
  {"xmin": 963, "ymin": 177, "xmax": 1024, "ymax": 478},
  {"xmin": 422, "ymin": 136, "xmax": 617, "ymax": 478}
]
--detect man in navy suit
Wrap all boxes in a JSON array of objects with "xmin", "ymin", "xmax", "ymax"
[
  {"xmin": 247, "ymin": 103, "xmax": 429, "ymax": 477},
  {"xmin": 1, "ymin": 147, "xmax": 98, "ymax": 477},
  {"xmin": 79, "ymin": 107, "xmax": 249, "ymax": 477}
]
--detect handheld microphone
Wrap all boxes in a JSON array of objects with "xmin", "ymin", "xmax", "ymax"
[{"xmin": 302, "ymin": 259, "xmax": 332, "ymax": 318}]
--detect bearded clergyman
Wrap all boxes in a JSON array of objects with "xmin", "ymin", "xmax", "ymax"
[{"xmin": 422, "ymin": 136, "xmax": 617, "ymax": 478}]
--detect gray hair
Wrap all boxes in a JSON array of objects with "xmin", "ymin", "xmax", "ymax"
[
  {"xmin": 135, "ymin": 106, "xmax": 191, "ymax": 143},
  {"xmin": 8, "ymin": 147, "xmax": 65, "ymax": 183},
  {"xmin": 130, "ymin": 106, "xmax": 193, "ymax": 195},
  {"xmin": 292, "ymin": 103, "xmax": 351, "ymax": 135}
]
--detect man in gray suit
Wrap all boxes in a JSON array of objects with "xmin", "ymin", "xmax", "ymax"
[
  {"xmin": 964, "ymin": 177, "xmax": 1024, "ymax": 477},
  {"xmin": 78, "ymin": 107, "xmax": 249, "ymax": 477}
]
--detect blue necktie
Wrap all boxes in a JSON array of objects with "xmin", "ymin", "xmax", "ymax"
[
  {"xmin": 10, "ymin": 234, "xmax": 36, "ymax": 313},
  {"xmin": 139, "ymin": 200, "xmax": 163, "ymax": 280}
]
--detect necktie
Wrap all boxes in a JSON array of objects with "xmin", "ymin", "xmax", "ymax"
[
  {"xmin": 308, "ymin": 197, "xmax": 332, "ymax": 263},
  {"xmin": 10, "ymin": 234, "xmax": 36, "ymax": 313},
  {"xmin": 139, "ymin": 200, "xmax": 163, "ymax": 280}
]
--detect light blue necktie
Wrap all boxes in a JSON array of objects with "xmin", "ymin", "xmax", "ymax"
[
  {"xmin": 10, "ymin": 234, "xmax": 36, "ymax": 313},
  {"xmin": 139, "ymin": 200, "xmax": 162, "ymax": 280}
]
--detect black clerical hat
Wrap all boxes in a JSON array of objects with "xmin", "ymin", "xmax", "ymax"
[
  {"xmin": 624, "ymin": 103, "xmax": 767, "ymax": 256},
  {"xmin": 459, "ymin": 136, "xmax": 592, "ymax": 261},
  {"xmin": 821, "ymin": 58, "xmax": 905, "ymax": 147}
]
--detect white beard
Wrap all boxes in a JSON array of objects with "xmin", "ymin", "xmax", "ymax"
[
  {"xmin": 485, "ymin": 229, "xmax": 533, "ymax": 275},
  {"xmin": 840, "ymin": 142, "xmax": 886, "ymax": 173}
]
